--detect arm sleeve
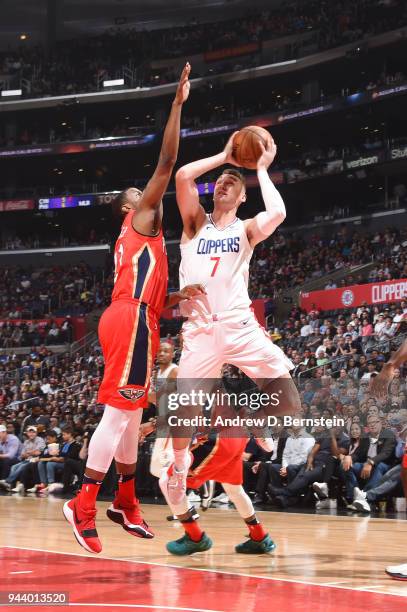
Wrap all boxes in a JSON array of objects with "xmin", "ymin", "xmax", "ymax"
[{"xmin": 255, "ymin": 169, "xmax": 286, "ymax": 237}]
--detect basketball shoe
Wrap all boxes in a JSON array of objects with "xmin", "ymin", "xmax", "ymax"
[
  {"xmin": 0, "ymin": 480, "xmax": 11, "ymax": 492},
  {"xmin": 106, "ymin": 497, "xmax": 154, "ymax": 538},
  {"xmin": 235, "ymin": 534, "xmax": 276, "ymax": 554},
  {"xmin": 385, "ymin": 563, "xmax": 407, "ymax": 580},
  {"xmin": 352, "ymin": 487, "xmax": 371, "ymax": 513},
  {"xmin": 26, "ymin": 484, "xmax": 47, "ymax": 494},
  {"xmin": 166, "ymin": 533, "xmax": 213, "ymax": 556},
  {"xmin": 63, "ymin": 496, "xmax": 102, "ymax": 554},
  {"xmin": 312, "ymin": 482, "xmax": 328, "ymax": 500},
  {"xmin": 159, "ymin": 454, "xmax": 192, "ymax": 506}
]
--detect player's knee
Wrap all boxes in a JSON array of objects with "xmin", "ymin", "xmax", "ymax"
[{"xmin": 222, "ymin": 483, "xmax": 254, "ymax": 518}]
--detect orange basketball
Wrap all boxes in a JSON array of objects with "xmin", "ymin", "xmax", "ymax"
[{"xmin": 232, "ymin": 126, "xmax": 273, "ymax": 169}]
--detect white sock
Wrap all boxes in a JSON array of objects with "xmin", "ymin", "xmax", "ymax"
[{"xmin": 173, "ymin": 447, "xmax": 189, "ymax": 471}]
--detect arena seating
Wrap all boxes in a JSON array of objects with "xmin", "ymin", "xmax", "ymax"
[{"xmin": 0, "ymin": 0, "xmax": 406, "ymax": 99}]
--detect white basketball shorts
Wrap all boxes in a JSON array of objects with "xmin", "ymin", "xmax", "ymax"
[{"xmin": 177, "ymin": 309, "xmax": 293, "ymax": 380}]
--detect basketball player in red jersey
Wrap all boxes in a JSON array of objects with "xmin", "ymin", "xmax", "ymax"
[
  {"xmin": 166, "ymin": 433, "xmax": 275, "ymax": 555},
  {"xmin": 141, "ymin": 397, "xmax": 275, "ymax": 555},
  {"xmin": 63, "ymin": 63, "xmax": 204, "ymax": 554},
  {"xmin": 370, "ymin": 338, "xmax": 407, "ymax": 580}
]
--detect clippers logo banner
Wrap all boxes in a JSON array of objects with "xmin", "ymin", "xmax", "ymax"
[{"xmin": 300, "ymin": 279, "xmax": 407, "ymax": 312}]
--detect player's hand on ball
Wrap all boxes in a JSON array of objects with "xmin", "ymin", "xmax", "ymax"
[
  {"xmin": 256, "ymin": 139, "xmax": 277, "ymax": 171},
  {"xmin": 178, "ymin": 283, "xmax": 207, "ymax": 300},
  {"xmin": 223, "ymin": 131, "xmax": 241, "ymax": 166},
  {"xmin": 174, "ymin": 62, "xmax": 191, "ymax": 104}
]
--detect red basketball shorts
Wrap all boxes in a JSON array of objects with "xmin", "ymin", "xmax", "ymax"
[
  {"xmin": 187, "ymin": 436, "xmax": 247, "ymax": 488},
  {"xmin": 97, "ymin": 299, "xmax": 159, "ymax": 410}
]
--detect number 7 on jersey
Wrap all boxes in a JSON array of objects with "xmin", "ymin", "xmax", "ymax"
[{"xmin": 210, "ymin": 256, "xmax": 220, "ymax": 277}]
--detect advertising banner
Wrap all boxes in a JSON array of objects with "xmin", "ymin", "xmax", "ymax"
[
  {"xmin": 300, "ymin": 279, "xmax": 407, "ymax": 312},
  {"xmin": 0, "ymin": 199, "xmax": 35, "ymax": 212},
  {"xmin": 204, "ymin": 42, "xmax": 260, "ymax": 62}
]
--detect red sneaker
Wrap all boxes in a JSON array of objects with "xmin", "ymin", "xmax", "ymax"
[
  {"xmin": 106, "ymin": 498, "xmax": 154, "ymax": 539},
  {"xmin": 63, "ymin": 497, "xmax": 102, "ymax": 554}
]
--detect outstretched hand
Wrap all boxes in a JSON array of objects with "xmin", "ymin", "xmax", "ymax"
[{"xmin": 174, "ymin": 62, "xmax": 191, "ymax": 105}]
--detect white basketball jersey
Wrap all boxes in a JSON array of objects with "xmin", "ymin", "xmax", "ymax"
[
  {"xmin": 179, "ymin": 214, "xmax": 253, "ymax": 318},
  {"xmin": 156, "ymin": 363, "xmax": 177, "ymax": 381}
]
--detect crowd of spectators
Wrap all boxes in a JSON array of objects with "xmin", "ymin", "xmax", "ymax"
[
  {"xmin": 0, "ymin": 264, "xmax": 112, "ymax": 323},
  {"xmin": 0, "ymin": 69, "xmax": 405, "ymax": 150},
  {"xmin": 0, "ymin": 346, "xmax": 107, "ymax": 495},
  {"xmin": 241, "ymin": 300, "xmax": 407, "ymax": 513},
  {"xmin": 249, "ymin": 225, "xmax": 407, "ymax": 298},
  {"xmin": 0, "ymin": 224, "xmax": 406, "ymax": 346},
  {"xmin": 0, "ymin": 320, "xmax": 73, "ymax": 349},
  {"xmin": 243, "ymin": 393, "xmax": 407, "ymax": 513},
  {"xmin": 1, "ymin": 230, "xmax": 110, "ymax": 251},
  {"xmin": 278, "ymin": 301, "xmax": 406, "ymax": 377},
  {"xmin": 0, "ymin": 298, "xmax": 406, "ymax": 515},
  {"xmin": 0, "ymin": 202, "xmax": 407, "ymax": 514},
  {"xmin": 0, "ymin": 224, "xmax": 406, "ymax": 515},
  {"xmin": 0, "ymin": 0, "xmax": 406, "ymax": 99},
  {"xmin": 1, "ymin": 128, "xmax": 405, "ymax": 206}
]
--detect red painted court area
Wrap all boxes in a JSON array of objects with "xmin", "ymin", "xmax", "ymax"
[{"xmin": 1, "ymin": 547, "xmax": 406, "ymax": 612}]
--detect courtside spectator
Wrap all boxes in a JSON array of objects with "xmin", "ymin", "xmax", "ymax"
[{"xmin": 0, "ymin": 424, "xmax": 22, "ymax": 479}]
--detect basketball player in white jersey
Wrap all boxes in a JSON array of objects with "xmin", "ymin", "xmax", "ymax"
[
  {"xmin": 160, "ymin": 132, "xmax": 301, "ymax": 507},
  {"xmin": 149, "ymin": 341, "xmax": 178, "ymax": 477},
  {"xmin": 156, "ymin": 341, "xmax": 178, "ymax": 382}
]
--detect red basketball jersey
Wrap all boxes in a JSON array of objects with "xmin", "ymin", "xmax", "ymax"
[{"xmin": 112, "ymin": 211, "xmax": 168, "ymax": 315}]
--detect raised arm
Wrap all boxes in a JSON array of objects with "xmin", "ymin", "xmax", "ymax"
[
  {"xmin": 132, "ymin": 63, "xmax": 191, "ymax": 233},
  {"xmin": 175, "ymin": 132, "xmax": 238, "ymax": 238},
  {"xmin": 244, "ymin": 140, "xmax": 286, "ymax": 248}
]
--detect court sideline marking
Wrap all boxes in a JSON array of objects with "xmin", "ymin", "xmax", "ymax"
[
  {"xmin": 2, "ymin": 545, "xmax": 406, "ymax": 599},
  {"xmin": 68, "ymin": 605, "xmax": 220, "ymax": 611}
]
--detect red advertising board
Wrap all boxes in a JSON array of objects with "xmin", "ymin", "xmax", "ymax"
[
  {"xmin": 0, "ymin": 199, "xmax": 35, "ymax": 212},
  {"xmin": 204, "ymin": 42, "xmax": 260, "ymax": 62},
  {"xmin": 300, "ymin": 279, "xmax": 407, "ymax": 313}
]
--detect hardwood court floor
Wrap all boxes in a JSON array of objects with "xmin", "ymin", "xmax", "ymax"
[{"xmin": 1, "ymin": 496, "xmax": 406, "ymax": 610}]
